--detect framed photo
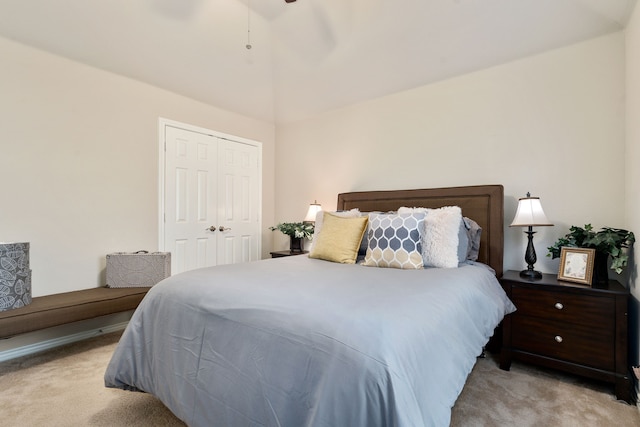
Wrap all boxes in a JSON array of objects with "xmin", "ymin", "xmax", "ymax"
[{"xmin": 558, "ymin": 247, "xmax": 596, "ymax": 286}]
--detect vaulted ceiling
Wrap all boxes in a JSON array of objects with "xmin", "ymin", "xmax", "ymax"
[{"xmin": 0, "ymin": 0, "xmax": 636, "ymax": 124}]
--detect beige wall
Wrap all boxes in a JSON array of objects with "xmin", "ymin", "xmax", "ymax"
[
  {"xmin": 626, "ymin": 2, "xmax": 640, "ymax": 366},
  {"xmin": 0, "ymin": 36, "xmax": 276, "ymax": 297},
  {"xmin": 275, "ymin": 33, "xmax": 626, "ymax": 277},
  {"xmin": 1, "ymin": 24, "xmax": 636, "ymax": 363}
]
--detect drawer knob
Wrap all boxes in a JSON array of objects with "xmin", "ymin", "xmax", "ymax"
[
  {"xmin": 554, "ymin": 302, "xmax": 564, "ymax": 310},
  {"xmin": 555, "ymin": 335, "xmax": 563, "ymax": 343}
]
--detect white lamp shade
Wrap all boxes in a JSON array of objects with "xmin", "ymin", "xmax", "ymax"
[
  {"xmin": 304, "ymin": 202, "xmax": 322, "ymax": 222},
  {"xmin": 510, "ymin": 196, "xmax": 552, "ymax": 227}
]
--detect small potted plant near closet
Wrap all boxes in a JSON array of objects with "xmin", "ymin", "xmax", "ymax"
[
  {"xmin": 547, "ymin": 224, "xmax": 635, "ymax": 286},
  {"xmin": 270, "ymin": 222, "xmax": 315, "ymax": 253}
]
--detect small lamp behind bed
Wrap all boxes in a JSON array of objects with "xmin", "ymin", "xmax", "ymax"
[
  {"xmin": 304, "ymin": 201, "xmax": 322, "ymax": 224},
  {"xmin": 510, "ymin": 192, "xmax": 553, "ymax": 279}
]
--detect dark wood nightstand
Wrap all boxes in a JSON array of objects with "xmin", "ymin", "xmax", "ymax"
[
  {"xmin": 499, "ymin": 270, "xmax": 632, "ymax": 403},
  {"xmin": 270, "ymin": 250, "xmax": 309, "ymax": 258}
]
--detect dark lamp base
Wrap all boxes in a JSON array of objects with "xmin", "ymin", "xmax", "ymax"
[{"xmin": 520, "ymin": 269, "xmax": 542, "ymax": 280}]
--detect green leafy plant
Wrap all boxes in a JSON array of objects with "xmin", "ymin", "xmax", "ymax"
[
  {"xmin": 269, "ymin": 222, "xmax": 315, "ymax": 240},
  {"xmin": 547, "ymin": 224, "xmax": 635, "ymax": 274}
]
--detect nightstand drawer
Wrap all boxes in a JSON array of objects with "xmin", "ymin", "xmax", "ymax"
[
  {"xmin": 512, "ymin": 315, "xmax": 614, "ymax": 371},
  {"xmin": 511, "ymin": 286, "xmax": 614, "ymax": 328}
]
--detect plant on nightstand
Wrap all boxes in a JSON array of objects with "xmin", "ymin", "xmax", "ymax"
[
  {"xmin": 547, "ymin": 224, "xmax": 635, "ymax": 284},
  {"xmin": 269, "ymin": 222, "xmax": 315, "ymax": 253}
]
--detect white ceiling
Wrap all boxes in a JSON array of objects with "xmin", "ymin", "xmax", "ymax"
[{"xmin": 0, "ymin": 0, "xmax": 636, "ymax": 124}]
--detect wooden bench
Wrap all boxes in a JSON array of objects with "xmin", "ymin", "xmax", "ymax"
[{"xmin": 0, "ymin": 287, "xmax": 149, "ymax": 339}]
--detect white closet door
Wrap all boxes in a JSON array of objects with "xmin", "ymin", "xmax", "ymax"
[
  {"xmin": 216, "ymin": 138, "xmax": 260, "ymax": 265},
  {"xmin": 162, "ymin": 123, "xmax": 262, "ymax": 275},
  {"xmin": 164, "ymin": 125, "xmax": 218, "ymax": 275}
]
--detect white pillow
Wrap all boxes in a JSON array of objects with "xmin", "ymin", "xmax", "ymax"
[
  {"xmin": 398, "ymin": 206, "xmax": 463, "ymax": 268},
  {"xmin": 309, "ymin": 209, "xmax": 361, "ymax": 252}
]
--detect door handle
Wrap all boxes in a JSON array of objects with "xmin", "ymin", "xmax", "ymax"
[
  {"xmin": 205, "ymin": 226, "xmax": 217, "ymax": 232},
  {"xmin": 218, "ymin": 226, "xmax": 231, "ymax": 232}
]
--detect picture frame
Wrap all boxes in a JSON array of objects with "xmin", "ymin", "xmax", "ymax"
[{"xmin": 557, "ymin": 247, "xmax": 596, "ymax": 286}]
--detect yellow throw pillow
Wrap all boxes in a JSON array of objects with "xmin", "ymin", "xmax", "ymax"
[{"xmin": 309, "ymin": 213, "xmax": 368, "ymax": 264}]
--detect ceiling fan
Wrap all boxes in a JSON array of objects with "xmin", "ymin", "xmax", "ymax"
[{"xmin": 284, "ymin": 0, "xmax": 297, "ymax": 3}]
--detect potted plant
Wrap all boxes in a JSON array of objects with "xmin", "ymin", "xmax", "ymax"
[
  {"xmin": 269, "ymin": 222, "xmax": 315, "ymax": 253},
  {"xmin": 547, "ymin": 224, "xmax": 635, "ymax": 285}
]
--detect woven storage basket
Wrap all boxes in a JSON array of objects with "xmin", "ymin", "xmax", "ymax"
[{"xmin": 106, "ymin": 251, "xmax": 171, "ymax": 288}]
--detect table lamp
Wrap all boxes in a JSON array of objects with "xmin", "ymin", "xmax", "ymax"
[
  {"xmin": 304, "ymin": 201, "xmax": 322, "ymax": 223},
  {"xmin": 510, "ymin": 192, "xmax": 553, "ymax": 279}
]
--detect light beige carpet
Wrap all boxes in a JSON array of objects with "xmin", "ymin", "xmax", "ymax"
[{"xmin": 0, "ymin": 331, "xmax": 638, "ymax": 426}]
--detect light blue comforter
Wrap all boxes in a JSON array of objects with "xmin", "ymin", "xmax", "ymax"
[{"xmin": 105, "ymin": 256, "xmax": 515, "ymax": 427}]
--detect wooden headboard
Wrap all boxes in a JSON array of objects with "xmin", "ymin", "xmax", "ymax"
[{"xmin": 337, "ymin": 185, "xmax": 504, "ymax": 278}]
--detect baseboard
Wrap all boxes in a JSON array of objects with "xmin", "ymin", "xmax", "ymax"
[{"xmin": 0, "ymin": 321, "xmax": 128, "ymax": 363}]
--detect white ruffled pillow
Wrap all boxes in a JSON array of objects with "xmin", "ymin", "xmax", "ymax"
[{"xmin": 398, "ymin": 206, "xmax": 463, "ymax": 268}]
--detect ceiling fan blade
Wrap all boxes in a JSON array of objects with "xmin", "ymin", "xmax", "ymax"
[{"xmin": 285, "ymin": 0, "xmax": 297, "ymax": 3}]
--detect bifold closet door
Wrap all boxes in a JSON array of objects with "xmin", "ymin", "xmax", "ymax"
[{"xmin": 163, "ymin": 125, "xmax": 260, "ymax": 275}]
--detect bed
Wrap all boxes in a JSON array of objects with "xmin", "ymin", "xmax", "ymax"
[{"xmin": 105, "ymin": 184, "xmax": 515, "ymax": 427}]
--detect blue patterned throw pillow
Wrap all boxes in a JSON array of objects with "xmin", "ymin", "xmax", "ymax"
[{"xmin": 363, "ymin": 212, "xmax": 425, "ymax": 269}]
